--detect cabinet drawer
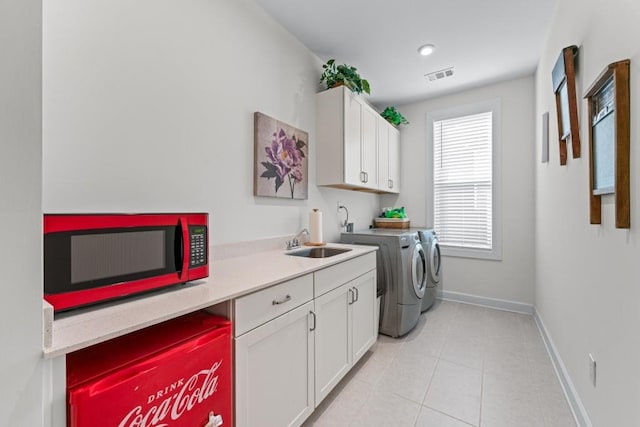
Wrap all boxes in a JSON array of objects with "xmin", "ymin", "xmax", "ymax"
[
  {"xmin": 234, "ymin": 274, "xmax": 313, "ymax": 337},
  {"xmin": 314, "ymin": 252, "xmax": 376, "ymax": 297}
]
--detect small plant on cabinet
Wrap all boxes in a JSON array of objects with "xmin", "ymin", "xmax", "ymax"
[
  {"xmin": 320, "ymin": 59, "xmax": 371, "ymax": 95},
  {"xmin": 380, "ymin": 106, "xmax": 409, "ymax": 126}
]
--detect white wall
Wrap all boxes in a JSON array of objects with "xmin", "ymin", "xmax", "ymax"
[
  {"xmin": 382, "ymin": 76, "xmax": 536, "ymax": 305},
  {"xmin": 0, "ymin": 0, "xmax": 45, "ymax": 425},
  {"xmin": 43, "ymin": 0, "xmax": 380, "ymax": 246},
  {"xmin": 535, "ymin": 0, "xmax": 640, "ymax": 425}
]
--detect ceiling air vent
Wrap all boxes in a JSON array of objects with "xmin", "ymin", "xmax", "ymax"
[{"xmin": 425, "ymin": 67, "xmax": 455, "ymax": 82}]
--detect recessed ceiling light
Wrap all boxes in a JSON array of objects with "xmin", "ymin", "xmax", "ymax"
[{"xmin": 418, "ymin": 44, "xmax": 435, "ymax": 56}]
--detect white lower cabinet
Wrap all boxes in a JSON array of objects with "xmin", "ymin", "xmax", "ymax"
[
  {"xmin": 314, "ymin": 282, "xmax": 351, "ymax": 405},
  {"xmin": 314, "ymin": 270, "xmax": 377, "ymax": 406},
  {"xmin": 234, "ymin": 253, "xmax": 377, "ymax": 427},
  {"xmin": 235, "ymin": 301, "xmax": 315, "ymax": 427},
  {"xmin": 350, "ymin": 271, "xmax": 377, "ymax": 364}
]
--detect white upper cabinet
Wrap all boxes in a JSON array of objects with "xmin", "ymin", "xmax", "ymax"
[
  {"xmin": 383, "ymin": 124, "xmax": 400, "ymax": 194},
  {"xmin": 316, "ymin": 86, "xmax": 399, "ymax": 193}
]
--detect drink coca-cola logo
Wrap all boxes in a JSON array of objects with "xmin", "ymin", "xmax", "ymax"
[{"xmin": 118, "ymin": 360, "xmax": 222, "ymax": 427}]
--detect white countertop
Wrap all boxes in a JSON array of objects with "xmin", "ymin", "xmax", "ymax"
[{"xmin": 43, "ymin": 243, "xmax": 376, "ymax": 358}]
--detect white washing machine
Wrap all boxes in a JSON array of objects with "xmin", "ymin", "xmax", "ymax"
[
  {"xmin": 341, "ymin": 229, "xmax": 426, "ymax": 337},
  {"xmin": 418, "ymin": 229, "xmax": 441, "ymax": 312}
]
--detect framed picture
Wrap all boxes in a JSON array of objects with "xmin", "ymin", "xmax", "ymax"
[
  {"xmin": 551, "ymin": 45, "xmax": 580, "ymax": 165},
  {"xmin": 584, "ymin": 59, "xmax": 630, "ymax": 228},
  {"xmin": 253, "ymin": 112, "xmax": 308, "ymax": 199},
  {"xmin": 541, "ymin": 111, "xmax": 549, "ymax": 163}
]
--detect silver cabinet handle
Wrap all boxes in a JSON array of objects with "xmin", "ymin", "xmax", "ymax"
[
  {"xmin": 272, "ymin": 294, "xmax": 291, "ymax": 305},
  {"xmin": 364, "ymin": 172, "xmax": 369, "ymax": 183},
  {"xmin": 360, "ymin": 171, "xmax": 366, "ymax": 183},
  {"xmin": 348, "ymin": 288, "xmax": 354, "ymax": 305},
  {"xmin": 309, "ymin": 311, "xmax": 316, "ymax": 331},
  {"xmin": 353, "ymin": 286, "xmax": 359, "ymax": 302},
  {"xmin": 388, "ymin": 179, "xmax": 393, "ymax": 189}
]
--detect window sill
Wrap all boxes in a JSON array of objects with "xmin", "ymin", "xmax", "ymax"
[{"xmin": 440, "ymin": 245, "xmax": 502, "ymax": 261}]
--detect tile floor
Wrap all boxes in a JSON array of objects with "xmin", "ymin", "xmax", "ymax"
[{"xmin": 303, "ymin": 300, "xmax": 576, "ymax": 427}]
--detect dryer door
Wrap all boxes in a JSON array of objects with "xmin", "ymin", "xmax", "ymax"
[
  {"xmin": 429, "ymin": 238, "xmax": 441, "ymax": 284},
  {"xmin": 411, "ymin": 243, "xmax": 427, "ymax": 298}
]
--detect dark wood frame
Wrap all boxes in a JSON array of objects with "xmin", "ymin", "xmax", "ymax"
[
  {"xmin": 552, "ymin": 46, "xmax": 581, "ymax": 165},
  {"xmin": 584, "ymin": 60, "xmax": 631, "ymax": 228}
]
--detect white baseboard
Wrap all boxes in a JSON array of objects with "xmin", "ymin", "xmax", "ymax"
[
  {"xmin": 437, "ymin": 290, "xmax": 534, "ymax": 314},
  {"xmin": 534, "ymin": 310, "xmax": 592, "ymax": 427}
]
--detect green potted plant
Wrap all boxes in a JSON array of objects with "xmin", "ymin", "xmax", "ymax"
[
  {"xmin": 380, "ymin": 106, "xmax": 409, "ymax": 126},
  {"xmin": 320, "ymin": 59, "xmax": 371, "ymax": 95}
]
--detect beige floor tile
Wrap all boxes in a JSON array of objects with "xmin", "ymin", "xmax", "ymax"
[
  {"xmin": 484, "ymin": 336, "xmax": 531, "ymax": 380},
  {"xmin": 415, "ymin": 406, "xmax": 474, "ymax": 426},
  {"xmin": 350, "ymin": 389, "xmax": 421, "ymax": 427},
  {"xmin": 375, "ymin": 351, "xmax": 438, "ymax": 403},
  {"xmin": 369, "ymin": 334, "xmax": 405, "ymax": 364},
  {"xmin": 447, "ymin": 316, "xmax": 488, "ymax": 341},
  {"xmin": 536, "ymin": 376, "xmax": 576, "ymax": 427},
  {"xmin": 482, "ymin": 372, "xmax": 545, "ymax": 427},
  {"xmin": 401, "ymin": 324, "xmax": 448, "ymax": 358},
  {"xmin": 305, "ymin": 377, "xmax": 372, "ymax": 427},
  {"xmin": 423, "ymin": 360, "xmax": 482, "ymax": 426},
  {"xmin": 440, "ymin": 333, "xmax": 485, "ymax": 370},
  {"xmin": 349, "ymin": 348, "xmax": 391, "ymax": 386}
]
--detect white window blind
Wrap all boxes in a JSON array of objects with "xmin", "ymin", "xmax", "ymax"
[{"xmin": 433, "ymin": 111, "xmax": 493, "ymax": 250}]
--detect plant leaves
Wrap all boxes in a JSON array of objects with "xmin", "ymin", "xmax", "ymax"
[
  {"xmin": 261, "ymin": 162, "xmax": 278, "ymax": 179},
  {"xmin": 275, "ymin": 175, "xmax": 284, "ymax": 193},
  {"xmin": 362, "ymin": 80, "xmax": 370, "ymax": 94}
]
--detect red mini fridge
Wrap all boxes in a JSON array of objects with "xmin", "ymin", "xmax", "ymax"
[{"xmin": 66, "ymin": 311, "xmax": 232, "ymax": 427}]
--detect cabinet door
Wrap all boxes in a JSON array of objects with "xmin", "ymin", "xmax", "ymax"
[
  {"xmin": 388, "ymin": 125, "xmax": 400, "ymax": 193},
  {"xmin": 235, "ymin": 301, "xmax": 315, "ymax": 427},
  {"xmin": 351, "ymin": 270, "xmax": 377, "ymax": 365},
  {"xmin": 377, "ymin": 119, "xmax": 390, "ymax": 192},
  {"xmin": 314, "ymin": 283, "xmax": 351, "ymax": 406},
  {"xmin": 344, "ymin": 92, "xmax": 363, "ymax": 186},
  {"xmin": 361, "ymin": 106, "xmax": 378, "ymax": 189}
]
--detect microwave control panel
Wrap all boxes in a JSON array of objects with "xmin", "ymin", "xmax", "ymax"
[{"xmin": 189, "ymin": 226, "xmax": 207, "ymax": 267}]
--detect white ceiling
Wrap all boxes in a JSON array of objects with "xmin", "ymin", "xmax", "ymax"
[{"xmin": 254, "ymin": 0, "xmax": 558, "ymax": 107}]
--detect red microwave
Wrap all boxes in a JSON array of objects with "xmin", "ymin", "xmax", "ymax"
[{"xmin": 44, "ymin": 213, "xmax": 209, "ymax": 312}]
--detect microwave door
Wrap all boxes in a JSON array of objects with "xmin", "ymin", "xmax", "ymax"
[{"xmin": 44, "ymin": 225, "xmax": 184, "ymax": 308}]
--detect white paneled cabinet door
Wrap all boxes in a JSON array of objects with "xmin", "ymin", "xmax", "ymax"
[
  {"xmin": 314, "ymin": 283, "xmax": 351, "ymax": 406},
  {"xmin": 388, "ymin": 125, "xmax": 400, "ymax": 193},
  {"xmin": 377, "ymin": 120, "xmax": 390, "ymax": 192},
  {"xmin": 235, "ymin": 301, "xmax": 315, "ymax": 427},
  {"xmin": 361, "ymin": 106, "xmax": 378, "ymax": 189},
  {"xmin": 350, "ymin": 270, "xmax": 377, "ymax": 364},
  {"xmin": 344, "ymin": 92, "xmax": 363, "ymax": 186}
]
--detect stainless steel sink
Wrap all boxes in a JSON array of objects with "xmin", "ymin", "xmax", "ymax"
[{"xmin": 286, "ymin": 247, "xmax": 352, "ymax": 258}]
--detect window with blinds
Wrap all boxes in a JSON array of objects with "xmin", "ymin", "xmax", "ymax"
[{"xmin": 433, "ymin": 111, "xmax": 493, "ymax": 251}]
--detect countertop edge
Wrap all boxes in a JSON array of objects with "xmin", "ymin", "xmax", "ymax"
[{"xmin": 43, "ymin": 243, "xmax": 377, "ymax": 358}]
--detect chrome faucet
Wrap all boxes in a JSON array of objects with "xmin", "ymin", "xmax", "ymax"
[{"xmin": 286, "ymin": 228, "xmax": 309, "ymax": 250}]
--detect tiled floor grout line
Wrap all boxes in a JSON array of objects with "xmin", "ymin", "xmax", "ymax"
[
  {"xmin": 423, "ymin": 404, "xmax": 478, "ymax": 427},
  {"xmin": 411, "ymin": 355, "xmax": 442, "ymax": 426}
]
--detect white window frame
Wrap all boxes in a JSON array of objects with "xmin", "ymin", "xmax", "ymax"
[{"xmin": 426, "ymin": 99, "xmax": 502, "ymax": 260}]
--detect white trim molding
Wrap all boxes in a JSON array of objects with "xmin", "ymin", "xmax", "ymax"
[
  {"xmin": 437, "ymin": 290, "xmax": 533, "ymax": 314},
  {"xmin": 534, "ymin": 309, "xmax": 592, "ymax": 427}
]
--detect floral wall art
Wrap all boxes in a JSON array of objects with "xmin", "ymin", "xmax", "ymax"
[{"xmin": 254, "ymin": 112, "xmax": 308, "ymax": 199}]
